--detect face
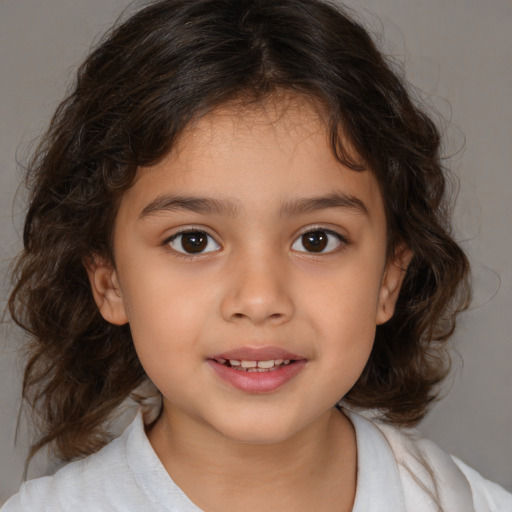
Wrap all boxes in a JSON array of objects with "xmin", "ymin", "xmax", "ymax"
[{"xmin": 89, "ymin": 97, "xmax": 408, "ymax": 445}]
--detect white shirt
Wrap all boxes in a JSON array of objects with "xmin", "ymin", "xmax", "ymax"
[{"xmin": 2, "ymin": 409, "xmax": 511, "ymax": 511}]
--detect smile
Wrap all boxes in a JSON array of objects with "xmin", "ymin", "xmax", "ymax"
[
  {"xmin": 216, "ymin": 358, "xmax": 293, "ymax": 372},
  {"xmin": 207, "ymin": 347, "xmax": 306, "ymax": 393}
]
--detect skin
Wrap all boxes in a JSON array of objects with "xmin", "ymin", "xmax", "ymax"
[{"xmin": 88, "ymin": 96, "xmax": 410, "ymax": 512}]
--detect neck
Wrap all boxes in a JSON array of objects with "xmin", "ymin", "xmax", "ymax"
[{"xmin": 147, "ymin": 404, "xmax": 357, "ymax": 512}]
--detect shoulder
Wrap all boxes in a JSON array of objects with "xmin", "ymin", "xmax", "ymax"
[
  {"xmin": 1, "ymin": 414, "xmax": 157, "ymax": 512},
  {"xmin": 346, "ymin": 407, "xmax": 512, "ymax": 512},
  {"xmin": 452, "ymin": 456, "xmax": 512, "ymax": 512}
]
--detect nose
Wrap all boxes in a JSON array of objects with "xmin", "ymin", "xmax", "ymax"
[{"xmin": 220, "ymin": 250, "xmax": 295, "ymax": 326}]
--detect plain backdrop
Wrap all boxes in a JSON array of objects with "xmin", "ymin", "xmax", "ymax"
[{"xmin": 1, "ymin": 0, "xmax": 511, "ymax": 504}]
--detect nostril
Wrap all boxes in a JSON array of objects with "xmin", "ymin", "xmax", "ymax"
[{"xmin": 222, "ymin": 293, "xmax": 295, "ymax": 325}]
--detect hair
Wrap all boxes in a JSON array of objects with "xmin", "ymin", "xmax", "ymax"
[{"xmin": 9, "ymin": 0, "xmax": 470, "ymax": 462}]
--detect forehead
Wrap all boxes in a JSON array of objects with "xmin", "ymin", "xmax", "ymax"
[
  {"xmin": 120, "ymin": 96, "xmax": 385, "ymax": 223},
  {"xmin": 180, "ymin": 95, "xmax": 326, "ymax": 153}
]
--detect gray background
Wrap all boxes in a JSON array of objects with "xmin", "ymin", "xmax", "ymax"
[{"xmin": 1, "ymin": 0, "xmax": 511, "ymax": 504}]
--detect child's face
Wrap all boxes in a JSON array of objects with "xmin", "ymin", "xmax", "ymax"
[{"xmin": 89, "ymin": 97, "xmax": 408, "ymax": 444}]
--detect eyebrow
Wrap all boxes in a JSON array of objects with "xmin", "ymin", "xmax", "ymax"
[
  {"xmin": 278, "ymin": 192, "xmax": 369, "ymax": 217},
  {"xmin": 139, "ymin": 195, "xmax": 240, "ymax": 219},
  {"xmin": 138, "ymin": 191, "xmax": 368, "ymax": 220}
]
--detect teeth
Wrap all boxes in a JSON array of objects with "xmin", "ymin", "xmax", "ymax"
[
  {"xmin": 238, "ymin": 366, "xmax": 280, "ymax": 372},
  {"xmin": 220, "ymin": 358, "xmax": 294, "ymax": 371},
  {"xmin": 257, "ymin": 360, "xmax": 275, "ymax": 369}
]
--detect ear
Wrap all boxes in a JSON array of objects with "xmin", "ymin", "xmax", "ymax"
[
  {"xmin": 376, "ymin": 246, "xmax": 413, "ymax": 325},
  {"xmin": 84, "ymin": 255, "xmax": 129, "ymax": 326}
]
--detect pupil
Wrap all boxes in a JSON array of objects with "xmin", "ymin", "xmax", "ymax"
[
  {"xmin": 182, "ymin": 232, "xmax": 207, "ymax": 253},
  {"xmin": 303, "ymin": 231, "xmax": 327, "ymax": 252}
]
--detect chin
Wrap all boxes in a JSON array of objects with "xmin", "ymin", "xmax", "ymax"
[{"xmin": 210, "ymin": 414, "xmax": 306, "ymax": 446}]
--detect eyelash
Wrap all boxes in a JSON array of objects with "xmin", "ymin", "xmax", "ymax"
[
  {"xmin": 291, "ymin": 227, "xmax": 349, "ymax": 254},
  {"xmin": 163, "ymin": 226, "xmax": 349, "ymax": 257},
  {"xmin": 164, "ymin": 228, "xmax": 221, "ymax": 257}
]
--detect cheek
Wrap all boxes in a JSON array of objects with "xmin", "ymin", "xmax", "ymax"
[
  {"xmin": 304, "ymin": 262, "xmax": 383, "ymax": 331},
  {"xmin": 317, "ymin": 290, "xmax": 377, "ymax": 399},
  {"xmin": 298, "ymin": 255, "xmax": 384, "ymax": 369},
  {"xmin": 124, "ymin": 291, "xmax": 201, "ymax": 400},
  {"xmin": 119, "ymin": 266, "xmax": 220, "ymax": 364}
]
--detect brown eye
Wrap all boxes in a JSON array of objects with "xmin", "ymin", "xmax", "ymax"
[
  {"xmin": 168, "ymin": 231, "xmax": 220, "ymax": 255},
  {"xmin": 302, "ymin": 231, "xmax": 327, "ymax": 252},
  {"xmin": 292, "ymin": 229, "xmax": 344, "ymax": 253}
]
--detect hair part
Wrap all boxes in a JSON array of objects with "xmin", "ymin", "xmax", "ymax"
[{"xmin": 9, "ymin": 0, "xmax": 470, "ymax": 461}]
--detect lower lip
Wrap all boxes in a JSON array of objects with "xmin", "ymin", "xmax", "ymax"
[{"xmin": 207, "ymin": 360, "xmax": 306, "ymax": 393}]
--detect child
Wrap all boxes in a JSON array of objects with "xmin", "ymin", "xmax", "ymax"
[{"xmin": 2, "ymin": 0, "xmax": 511, "ymax": 510}]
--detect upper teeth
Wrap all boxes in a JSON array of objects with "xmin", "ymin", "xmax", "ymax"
[{"xmin": 227, "ymin": 359, "xmax": 290, "ymax": 369}]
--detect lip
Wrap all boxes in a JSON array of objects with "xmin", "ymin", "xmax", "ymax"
[
  {"xmin": 208, "ymin": 345, "xmax": 307, "ymax": 393},
  {"xmin": 211, "ymin": 346, "xmax": 303, "ymax": 362}
]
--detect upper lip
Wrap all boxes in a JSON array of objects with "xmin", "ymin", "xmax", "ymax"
[{"xmin": 210, "ymin": 346, "xmax": 304, "ymax": 361}]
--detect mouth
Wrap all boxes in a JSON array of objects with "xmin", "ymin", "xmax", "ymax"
[
  {"xmin": 213, "ymin": 357, "xmax": 295, "ymax": 372},
  {"xmin": 207, "ymin": 347, "xmax": 306, "ymax": 393}
]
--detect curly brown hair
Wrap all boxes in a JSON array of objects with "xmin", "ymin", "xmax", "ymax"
[{"xmin": 9, "ymin": 0, "xmax": 470, "ymax": 462}]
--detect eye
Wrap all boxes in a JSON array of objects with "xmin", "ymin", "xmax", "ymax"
[
  {"xmin": 291, "ymin": 229, "xmax": 345, "ymax": 253},
  {"xmin": 167, "ymin": 230, "xmax": 220, "ymax": 255}
]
